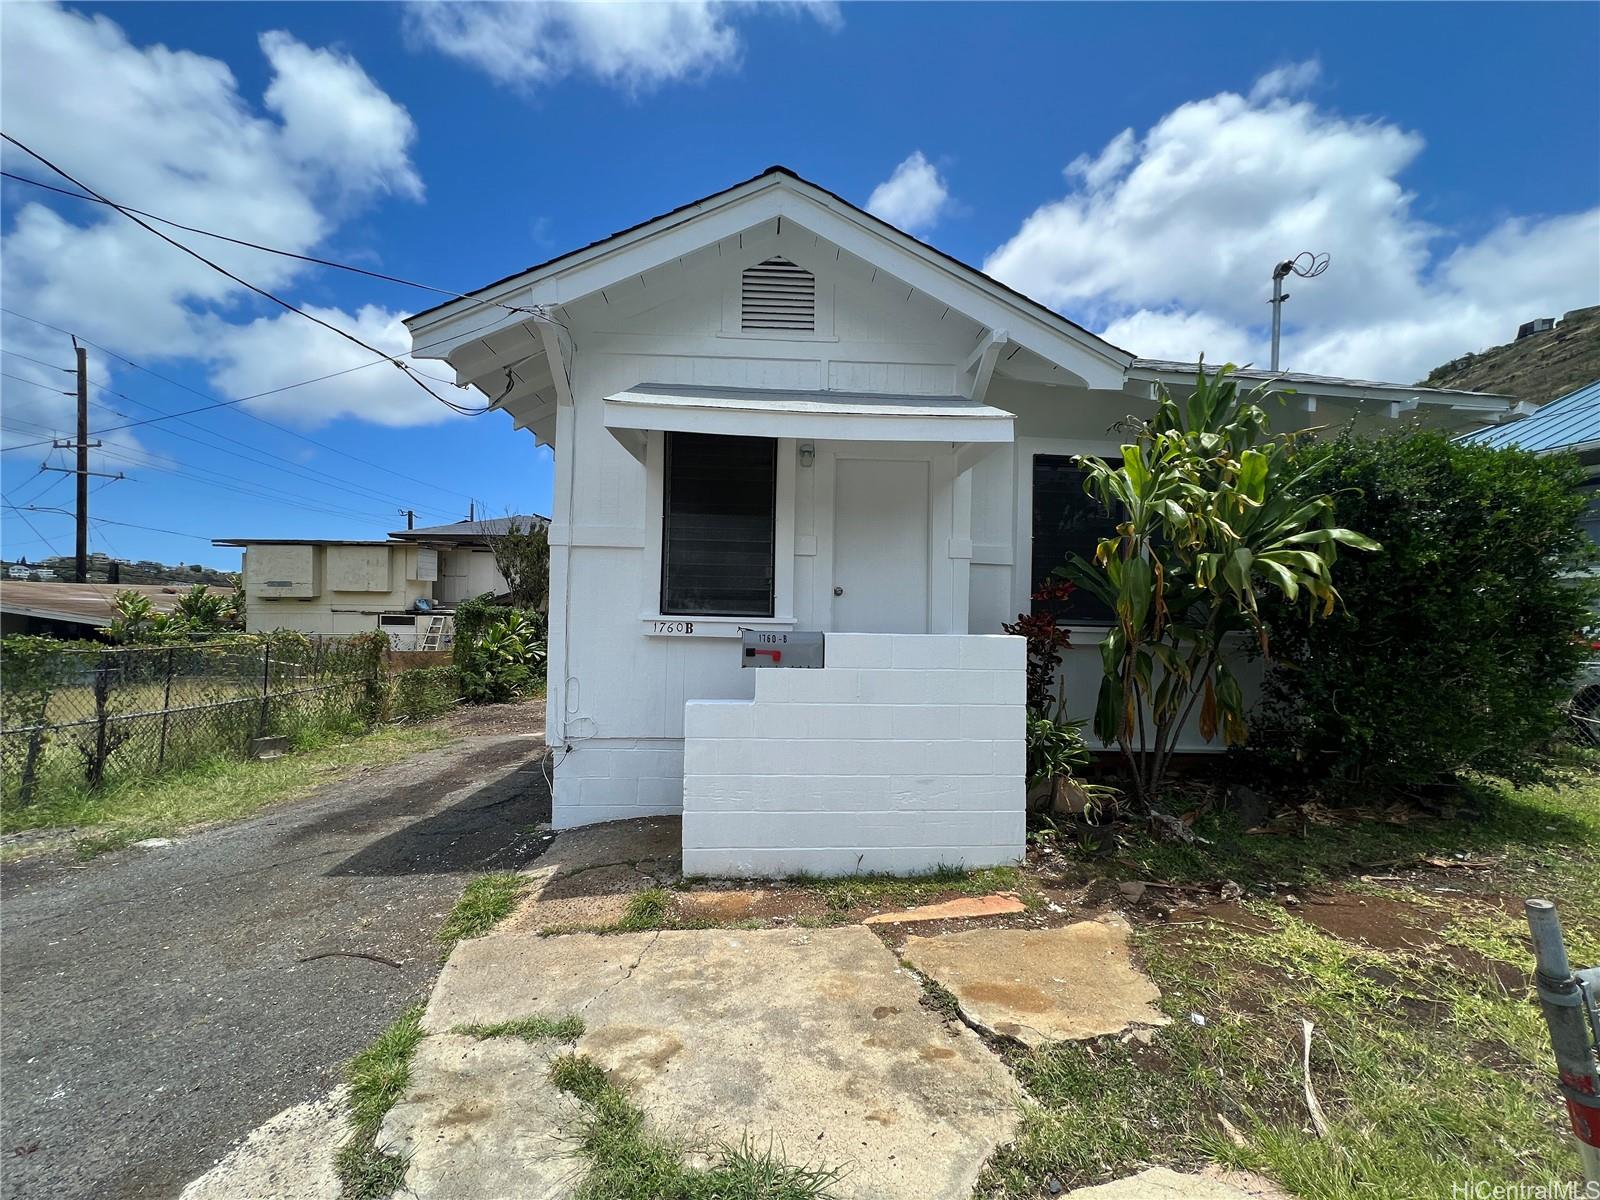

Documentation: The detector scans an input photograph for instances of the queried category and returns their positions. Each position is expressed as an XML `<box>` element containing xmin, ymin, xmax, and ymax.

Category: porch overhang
<box><xmin>602</xmin><ymin>384</ymin><xmax>1016</xmax><ymax>453</ymax></box>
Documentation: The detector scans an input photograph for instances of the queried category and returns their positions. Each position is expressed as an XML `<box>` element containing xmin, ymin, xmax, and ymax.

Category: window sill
<box><xmin>640</xmin><ymin>614</ymin><xmax>797</xmax><ymax>639</ymax></box>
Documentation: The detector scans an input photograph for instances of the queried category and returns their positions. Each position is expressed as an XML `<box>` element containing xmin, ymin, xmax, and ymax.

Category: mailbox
<box><xmin>741</xmin><ymin>629</ymin><xmax>825</xmax><ymax>669</ymax></box>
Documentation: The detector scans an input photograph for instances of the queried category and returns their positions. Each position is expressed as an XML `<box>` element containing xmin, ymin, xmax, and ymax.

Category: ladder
<box><xmin>419</xmin><ymin>613</ymin><xmax>448</xmax><ymax>651</ymax></box>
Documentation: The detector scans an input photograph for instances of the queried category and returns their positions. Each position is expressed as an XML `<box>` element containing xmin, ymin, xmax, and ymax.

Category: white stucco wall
<box><xmin>679</xmin><ymin>634</ymin><xmax>1025</xmax><ymax>876</ymax></box>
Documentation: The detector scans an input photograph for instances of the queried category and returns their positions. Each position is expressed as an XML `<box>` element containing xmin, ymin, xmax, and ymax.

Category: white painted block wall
<box><xmin>681</xmin><ymin>633</ymin><xmax>1026</xmax><ymax>877</ymax></box>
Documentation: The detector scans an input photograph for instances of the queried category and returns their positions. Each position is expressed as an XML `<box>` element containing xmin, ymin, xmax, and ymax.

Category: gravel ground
<box><xmin>0</xmin><ymin>703</ymin><xmax>551</xmax><ymax>1200</ymax></box>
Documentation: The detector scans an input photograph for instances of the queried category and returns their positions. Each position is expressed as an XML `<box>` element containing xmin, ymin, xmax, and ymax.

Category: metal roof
<box><xmin>0</xmin><ymin>581</ymin><xmax>186</xmax><ymax>627</ymax></box>
<box><xmin>1130</xmin><ymin>359</ymin><xmax>1515</xmax><ymax>405</ymax></box>
<box><xmin>389</xmin><ymin>515</ymin><xmax>549</xmax><ymax>541</ymax></box>
<box><xmin>1459</xmin><ymin>378</ymin><xmax>1600</xmax><ymax>453</ymax></box>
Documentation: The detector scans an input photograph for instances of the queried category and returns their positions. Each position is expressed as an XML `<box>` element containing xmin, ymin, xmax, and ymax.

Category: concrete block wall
<box><xmin>682</xmin><ymin>633</ymin><xmax>1026</xmax><ymax>877</ymax></box>
<box><xmin>552</xmin><ymin>739</ymin><xmax>686</xmax><ymax>828</ymax></box>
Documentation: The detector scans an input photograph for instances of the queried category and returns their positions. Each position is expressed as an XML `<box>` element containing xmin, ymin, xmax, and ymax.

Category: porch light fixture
<box><xmin>798</xmin><ymin>442</ymin><xmax>815</xmax><ymax>468</ymax></box>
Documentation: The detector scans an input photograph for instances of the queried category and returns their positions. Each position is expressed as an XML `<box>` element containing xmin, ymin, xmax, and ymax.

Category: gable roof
<box><xmin>405</xmin><ymin>165</ymin><xmax>1133</xmax><ymax>391</ymax></box>
<box><xmin>1459</xmin><ymin>377</ymin><xmax>1600</xmax><ymax>452</ymax></box>
<box><xmin>389</xmin><ymin>515</ymin><xmax>550</xmax><ymax>541</ymax></box>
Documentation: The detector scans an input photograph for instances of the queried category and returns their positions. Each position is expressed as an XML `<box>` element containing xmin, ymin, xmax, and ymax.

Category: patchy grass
<box><xmin>792</xmin><ymin>864</ymin><xmax>1030</xmax><ymax>914</ymax></box>
<box><xmin>548</xmin><ymin>1052</ymin><xmax>844</xmax><ymax>1199</ymax></box>
<box><xmin>2</xmin><ymin>721</ymin><xmax>452</xmax><ymax>860</ymax></box>
<box><xmin>453</xmin><ymin>1014</ymin><xmax>585</xmax><ymax>1043</ymax></box>
<box><xmin>336</xmin><ymin>1004</ymin><xmax>426</xmax><ymax>1200</ymax></box>
<box><xmin>437</xmin><ymin>872</ymin><xmax>529</xmax><ymax>948</ymax></box>
<box><xmin>619</xmin><ymin>887</ymin><xmax>672</xmax><ymax>930</ymax></box>
<box><xmin>977</xmin><ymin>769</ymin><xmax>1600</xmax><ymax>1199</ymax></box>
<box><xmin>1077</xmin><ymin>763</ymin><xmax>1600</xmax><ymax>896</ymax></box>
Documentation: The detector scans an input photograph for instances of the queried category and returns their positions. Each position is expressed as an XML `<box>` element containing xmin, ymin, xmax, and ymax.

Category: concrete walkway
<box><xmin>395</xmin><ymin>925</ymin><xmax>1021</xmax><ymax>1199</ymax></box>
<box><xmin>0</xmin><ymin>709</ymin><xmax>551</xmax><ymax>1200</ymax></box>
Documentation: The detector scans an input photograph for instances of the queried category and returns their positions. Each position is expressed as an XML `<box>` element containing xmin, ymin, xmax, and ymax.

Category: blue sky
<box><xmin>3</xmin><ymin>1</ymin><xmax>1597</xmax><ymax>570</ymax></box>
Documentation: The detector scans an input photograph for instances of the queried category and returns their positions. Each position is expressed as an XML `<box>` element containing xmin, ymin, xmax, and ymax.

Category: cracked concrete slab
<box><xmin>179</xmin><ymin>1088</ymin><xmax>347</xmax><ymax>1200</ymax></box>
<box><xmin>902</xmin><ymin>917</ymin><xmax>1169</xmax><ymax>1046</ymax></box>
<box><xmin>379</xmin><ymin>1034</ymin><xmax>582</xmax><ymax>1200</ymax></box>
<box><xmin>500</xmin><ymin>817</ymin><xmax>680</xmax><ymax>932</ymax></box>
<box><xmin>426</xmin><ymin>926</ymin><xmax>1019</xmax><ymax>1199</ymax></box>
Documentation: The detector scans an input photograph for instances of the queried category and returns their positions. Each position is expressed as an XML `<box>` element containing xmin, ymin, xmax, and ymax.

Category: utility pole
<box><xmin>399</xmin><ymin>508</ymin><xmax>416</xmax><ymax>530</ymax></box>
<box><xmin>42</xmin><ymin>338</ymin><xmax>122</xmax><ymax>579</ymax></box>
<box><xmin>74</xmin><ymin>341</ymin><xmax>88</xmax><ymax>582</ymax></box>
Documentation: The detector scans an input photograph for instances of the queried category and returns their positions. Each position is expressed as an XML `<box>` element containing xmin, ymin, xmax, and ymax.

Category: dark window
<box><xmin>1031</xmin><ymin>454</ymin><xmax>1122</xmax><ymax>623</ymax></box>
<box><xmin>661</xmin><ymin>432</ymin><xmax>777</xmax><ymax>616</ymax></box>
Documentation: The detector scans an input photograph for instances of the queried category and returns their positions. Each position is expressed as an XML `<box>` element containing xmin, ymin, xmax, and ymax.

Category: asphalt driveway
<box><xmin>0</xmin><ymin>705</ymin><xmax>552</xmax><ymax>1200</ymax></box>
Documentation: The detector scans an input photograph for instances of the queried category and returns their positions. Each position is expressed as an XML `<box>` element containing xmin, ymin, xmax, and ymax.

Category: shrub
<box><xmin>389</xmin><ymin>666</ymin><xmax>459</xmax><ymax>721</ymax></box>
<box><xmin>457</xmin><ymin>611</ymin><xmax>547</xmax><ymax>704</ymax></box>
<box><xmin>1254</xmin><ymin>430</ymin><xmax>1597</xmax><ymax>792</ymax></box>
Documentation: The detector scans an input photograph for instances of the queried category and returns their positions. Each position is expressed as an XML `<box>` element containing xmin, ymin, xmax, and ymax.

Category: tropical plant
<box><xmin>106</xmin><ymin>584</ymin><xmax>243</xmax><ymax>644</ymax></box>
<box><xmin>1062</xmin><ymin>362</ymin><xmax>1379</xmax><ymax>814</ymax></box>
<box><xmin>457</xmin><ymin>611</ymin><xmax>548</xmax><ymax>704</ymax></box>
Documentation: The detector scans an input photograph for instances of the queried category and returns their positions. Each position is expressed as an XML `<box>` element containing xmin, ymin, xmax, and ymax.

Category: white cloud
<box><xmin>866</xmin><ymin>151</ymin><xmax>951</xmax><ymax>234</ymax></box>
<box><xmin>1250</xmin><ymin>59</ymin><xmax>1321</xmax><ymax>103</ymax></box>
<box><xmin>0</xmin><ymin>3</ymin><xmax>435</xmax><ymax>442</ymax></box>
<box><xmin>403</xmin><ymin>1</ymin><xmax>840</xmax><ymax>93</ymax></box>
<box><xmin>260</xmin><ymin>32</ymin><xmax>423</xmax><ymax>203</ymax></box>
<box><xmin>985</xmin><ymin>62</ymin><xmax>1600</xmax><ymax>382</ymax></box>
<box><xmin>203</xmin><ymin>305</ymin><xmax>452</xmax><ymax>428</ymax></box>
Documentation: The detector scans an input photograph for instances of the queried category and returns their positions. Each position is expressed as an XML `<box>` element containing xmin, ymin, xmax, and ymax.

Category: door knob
<box><xmin>833</xmin><ymin>586</ymin><xmax>844</xmax><ymax>596</ymax></box>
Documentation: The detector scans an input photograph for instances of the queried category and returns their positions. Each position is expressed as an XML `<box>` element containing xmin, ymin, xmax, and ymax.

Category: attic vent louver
<box><xmin>741</xmin><ymin>257</ymin><xmax>815</xmax><ymax>332</ymax></box>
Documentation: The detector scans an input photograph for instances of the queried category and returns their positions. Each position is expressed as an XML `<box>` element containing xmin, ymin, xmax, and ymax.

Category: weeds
<box><xmin>337</xmin><ymin>1004</ymin><xmax>426</xmax><ymax>1200</ymax></box>
<box><xmin>977</xmin><ymin>769</ymin><xmax>1600</xmax><ymax>1197</ymax></box>
<box><xmin>453</xmin><ymin>1014</ymin><xmax>584</xmax><ymax>1043</ymax></box>
<box><xmin>548</xmin><ymin>1052</ymin><xmax>843</xmax><ymax>1199</ymax></box>
<box><xmin>437</xmin><ymin>873</ymin><xmax>529</xmax><ymax>948</ymax></box>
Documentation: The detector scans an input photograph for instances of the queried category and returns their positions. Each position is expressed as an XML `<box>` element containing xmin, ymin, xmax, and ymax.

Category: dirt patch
<box><xmin>1294</xmin><ymin>893</ymin><xmax>1451</xmax><ymax>951</ymax></box>
<box><xmin>675</xmin><ymin>886</ymin><xmax>833</xmax><ymax>923</ymax></box>
<box><xmin>442</xmin><ymin>699</ymin><xmax>545</xmax><ymax>737</ymax></box>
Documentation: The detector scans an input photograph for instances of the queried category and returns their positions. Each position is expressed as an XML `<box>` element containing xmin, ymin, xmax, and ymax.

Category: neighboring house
<box><xmin>388</xmin><ymin>515</ymin><xmax>548</xmax><ymax>605</ymax></box>
<box><xmin>215</xmin><ymin>517</ymin><xmax>546</xmax><ymax>648</ymax></box>
<box><xmin>404</xmin><ymin>166</ymin><xmax>1522</xmax><ymax>876</ymax></box>
<box><xmin>0</xmin><ymin>581</ymin><xmax>183</xmax><ymax>639</ymax></box>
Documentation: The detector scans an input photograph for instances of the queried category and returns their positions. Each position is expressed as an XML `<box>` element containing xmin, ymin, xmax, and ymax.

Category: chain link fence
<box><xmin>1</xmin><ymin>633</ymin><xmax>385</xmax><ymax>807</ymax></box>
<box><xmin>1569</xmin><ymin>683</ymin><xmax>1600</xmax><ymax>750</ymax></box>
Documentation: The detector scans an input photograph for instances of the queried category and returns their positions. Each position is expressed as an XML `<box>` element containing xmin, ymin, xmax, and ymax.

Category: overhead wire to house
<box><xmin>1</xmin><ymin>133</ymin><xmax>495</xmax><ymax>418</ymax></box>
<box><xmin>0</xmin><ymin>168</ymin><xmax>563</xmax><ymax>327</ymax></box>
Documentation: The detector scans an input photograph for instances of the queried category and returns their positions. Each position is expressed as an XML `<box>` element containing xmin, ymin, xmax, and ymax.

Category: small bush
<box><xmin>1254</xmin><ymin>430</ymin><xmax>1597</xmax><ymax>793</ymax></box>
<box><xmin>389</xmin><ymin>666</ymin><xmax>459</xmax><ymax>721</ymax></box>
<box><xmin>456</xmin><ymin>611</ymin><xmax>546</xmax><ymax>704</ymax></box>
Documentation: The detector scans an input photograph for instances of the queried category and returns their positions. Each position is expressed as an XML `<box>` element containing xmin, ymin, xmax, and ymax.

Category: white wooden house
<box><xmin>405</xmin><ymin>167</ymin><xmax>1521</xmax><ymax>876</ymax></box>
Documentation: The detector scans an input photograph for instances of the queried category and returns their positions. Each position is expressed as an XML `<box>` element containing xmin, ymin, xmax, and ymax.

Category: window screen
<box><xmin>661</xmin><ymin>432</ymin><xmax>777</xmax><ymax>616</ymax></box>
<box><xmin>1031</xmin><ymin>454</ymin><xmax>1122</xmax><ymax>623</ymax></box>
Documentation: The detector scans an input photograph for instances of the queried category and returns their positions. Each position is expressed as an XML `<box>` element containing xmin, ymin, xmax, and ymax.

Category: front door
<box><xmin>832</xmin><ymin>457</ymin><xmax>929</xmax><ymax>633</ymax></box>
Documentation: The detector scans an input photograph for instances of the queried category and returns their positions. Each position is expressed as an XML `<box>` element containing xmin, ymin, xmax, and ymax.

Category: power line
<box><xmin>86</xmin><ymin>441</ymin><xmax>404</xmax><ymax>524</ymax></box>
<box><xmin>5</xmin><ymin>504</ymin><xmax>214</xmax><ymax>544</ymax></box>
<box><xmin>0</xmin><ymin>168</ymin><xmax>557</xmax><ymax>324</ymax></box>
<box><xmin>75</xmin><ymin>380</ymin><xmax>460</xmax><ymax>521</ymax></box>
<box><xmin>0</xmin><ymin>133</ymin><xmax>493</xmax><ymax>418</ymax></box>
<box><xmin>3</xmin><ymin>309</ymin><xmax>499</xmax><ymax>504</ymax></box>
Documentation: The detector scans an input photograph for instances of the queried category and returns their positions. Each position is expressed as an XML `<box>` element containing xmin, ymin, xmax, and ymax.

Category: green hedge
<box><xmin>1253</xmin><ymin>429</ymin><xmax>1597</xmax><ymax>792</ymax></box>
